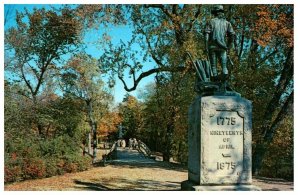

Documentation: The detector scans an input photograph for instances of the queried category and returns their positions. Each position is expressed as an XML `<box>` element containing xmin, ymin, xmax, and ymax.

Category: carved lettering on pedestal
<box><xmin>207</xmin><ymin>111</ymin><xmax>244</xmax><ymax>181</ymax></box>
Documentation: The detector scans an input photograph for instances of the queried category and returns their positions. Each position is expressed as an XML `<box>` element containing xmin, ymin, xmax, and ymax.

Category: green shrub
<box><xmin>75</xmin><ymin>156</ymin><xmax>91</xmax><ymax>171</ymax></box>
<box><xmin>45</xmin><ymin>158</ymin><xmax>59</xmax><ymax>177</ymax></box>
<box><xmin>5</xmin><ymin>133</ymin><xmax>92</xmax><ymax>183</ymax></box>
<box><xmin>4</xmin><ymin>93</ymin><xmax>92</xmax><ymax>183</ymax></box>
<box><xmin>39</xmin><ymin>135</ymin><xmax>79</xmax><ymax>158</ymax></box>
<box><xmin>62</xmin><ymin>154</ymin><xmax>91</xmax><ymax>173</ymax></box>
<box><xmin>64</xmin><ymin>162</ymin><xmax>78</xmax><ymax>173</ymax></box>
<box><xmin>56</xmin><ymin>159</ymin><xmax>66</xmax><ymax>175</ymax></box>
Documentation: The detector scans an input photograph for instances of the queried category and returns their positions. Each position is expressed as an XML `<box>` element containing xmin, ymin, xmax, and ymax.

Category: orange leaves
<box><xmin>97</xmin><ymin>112</ymin><xmax>122</xmax><ymax>136</ymax></box>
<box><xmin>254</xmin><ymin>7</ymin><xmax>276</xmax><ymax>47</ymax></box>
<box><xmin>23</xmin><ymin>158</ymin><xmax>46</xmax><ymax>179</ymax></box>
<box><xmin>162</xmin><ymin>20</ymin><xmax>169</xmax><ymax>28</ymax></box>
<box><xmin>11</xmin><ymin>152</ymin><xmax>17</xmax><ymax>160</ymax></box>
<box><xmin>4</xmin><ymin>165</ymin><xmax>22</xmax><ymax>183</ymax></box>
<box><xmin>253</xmin><ymin>5</ymin><xmax>293</xmax><ymax>48</ymax></box>
<box><xmin>277</xmin><ymin>13</ymin><xmax>293</xmax><ymax>47</ymax></box>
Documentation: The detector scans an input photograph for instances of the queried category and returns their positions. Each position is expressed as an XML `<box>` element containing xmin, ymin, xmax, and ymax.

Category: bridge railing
<box><xmin>102</xmin><ymin>140</ymin><xmax>118</xmax><ymax>163</ymax></box>
<box><xmin>137</xmin><ymin>140</ymin><xmax>153</xmax><ymax>159</ymax></box>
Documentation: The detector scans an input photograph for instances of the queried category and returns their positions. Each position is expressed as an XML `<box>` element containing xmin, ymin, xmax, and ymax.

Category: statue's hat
<box><xmin>211</xmin><ymin>5</ymin><xmax>224</xmax><ymax>14</ymax></box>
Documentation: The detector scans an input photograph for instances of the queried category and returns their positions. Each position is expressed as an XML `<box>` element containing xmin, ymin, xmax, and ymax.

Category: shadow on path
<box><xmin>74</xmin><ymin>180</ymin><xmax>113</xmax><ymax>191</ymax></box>
<box><xmin>94</xmin><ymin>147</ymin><xmax>188</xmax><ymax>172</ymax></box>
<box><xmin>74</xmin><ymin>148</ymin><xmax>187</xmax><ymax>190</ymax></box>
<box><xmin>73</xmin><ymin>178</ymin><xmax>180</xmax><ymax>191</ymax></box>
<box><xmin>109</xmin><ymin>160</ymin><xmax>187</xmax><ymax>173</ymax></box>
<box><xmin>253</xmin><ymin>176</ymin><xmax>294</xmax><ymax>191</ymax></box>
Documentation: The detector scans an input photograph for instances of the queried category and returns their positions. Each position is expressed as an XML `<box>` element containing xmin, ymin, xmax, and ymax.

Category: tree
<box><xmin>70</xmin><ymin>3</ymin><xmax>293</xmax><ymax>177</ymax></box>
<box><xmin>5</xmin><ymin>4</ymin><xmax>292</xmax><ymax>178</ymax></box>
<box><xmin>227</xmin><ymin>5</ymin><xmax>294</xmax><ymax>175</ymax></box>
<box><xmin>118</xmin><ymin>94</ymin><xmax>144</xmax><ymax>140</ymax></box>
<box><xmin>140</xmin><ymin>71</ymin><xmax>194</xmax><ymax>162</ymax></box>
<box><xmin>61</xmin><ymin>53</ymin><xmax>112</xmax><ymax>162</ymax></box>
<box><xmin>97</xmin><ymin>110</ymin><xmax>122</xmax><ymax>141</ymax></box>
<box><xmin>4</xmin><ymin>80</ymin><xmax>35</xmax><ymax>137</ymax></box>
<box><xmin>94</xmin><ymin>5</ymin><xmax>294</xmax><ymax>167</ymax></box>
<box><xmin>98</xmin><ymin>5</ymin><xmax>203</xmax><ymax>92</ymax></box>
<box><xmin>5</xmin><ymin>7</ymin><xmax>82</xmax><ymax>136</ymax></box>
<box><xmin>95</xmin><ymin>5</ymin><xmax>206</xmax><ymax>161</ymax></box>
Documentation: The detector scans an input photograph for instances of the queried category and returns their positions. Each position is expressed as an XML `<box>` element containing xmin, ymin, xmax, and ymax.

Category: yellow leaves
<box><xmin>126</xmin><ymin>95</ymin><xmax>139</xmax><ymax>109</ymax></box>
<box><xmin>162</xmin><ymin>20</ymin><xmax>169</xmax><ymax>28</ymax></box>
<box><xmin>173</xmin><ymin>15</ymin><xmax>182</xmax><ymax>23</ymax></box>
<box><xmin>97</xmin><ymin>112</ymin><xmax>122</xmax><ymax>136</ymax></box>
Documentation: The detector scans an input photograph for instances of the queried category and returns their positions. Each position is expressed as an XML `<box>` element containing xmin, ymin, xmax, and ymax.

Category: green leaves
<box><xmin>118</xmin><ymin>95</ymin><xmax>144</xmax><ymax>139</ymax></box>
<box><xmin>5</xmin><ymin>6</ymin><xmax>82</xmax><ymax>102</ymax></box>
<box><xmin>62</xmin><ymin>52</ymin><xmax>106</xmax><ymax>101</ymax></box>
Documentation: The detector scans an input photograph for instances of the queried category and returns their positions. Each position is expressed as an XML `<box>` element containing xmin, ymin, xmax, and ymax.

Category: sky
<box><xmin>4</xmin><ymin>2</ymin><xmax>298</xmax><ymax>105</ymax></box>
<box><xmin>3</xmin><ymin>2</ymin><xmax>299</xmax><ymax>103</ymax></box>
<box><xmin>81</xmin><ymin>22</ymin><xmax>156</xmax><ymax>104</ymax></box>
<box><xmin>3</xmin><ymin>3</ymin><xmax>156</xmax><ymax>104</ymax></box>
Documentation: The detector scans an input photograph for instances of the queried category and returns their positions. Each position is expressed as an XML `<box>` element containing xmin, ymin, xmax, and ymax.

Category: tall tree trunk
<box><xmin>249</xmin><ymin>39</ymin><xmax>259</xmax><ymax>70</ymax></box>
<box><xmin>86</xmin><ymin>99</ymin><xmax>97</xmax><ymax>163</ymax></box>
<box><xmin>162</xmin><ymin>73</ymin><xmax>181</xmax><ymax>162</ymax></box>
<box><xmin>92</xmin><ymin>122</ymin><xmax>97</xmax><ymax>163</ymax></box>
<box><xmin>264</xmin><ymin>91</ymin><xmax>293</xmax><ymax>142</ymax></box>
<box><xmin>87</xmin><ymin>132</ymin><xmax>92</xmax><ymax>155</ymax></box>
<box><xmin>163</xmin><ymin>109</ymin><xmax>176</xmax><ymax>162</ymax></box>
<box><xmin>32</xmin><ymin>95</ymin><xmax>44</xmax><ymax>137</ymax></box>
<box><xmin>238</xmin><ymin>19</ymin><xmax>246</xmax><ymax>61</ymax></box>
<box><xmin>252</xmin><ymin>47</ymin><xmax>293</xmax><ymax>175</ymax></box>
<box><xmin>253</xmin><ymin>91</ymin><xmax>293</xmax><ymax>175</ymax></box>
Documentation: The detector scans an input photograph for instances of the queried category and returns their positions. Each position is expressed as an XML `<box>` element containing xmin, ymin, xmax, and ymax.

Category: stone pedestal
<box><xmin>181</xmin><ymin>180</ymin><xmax>261</xmax><ymax>191</ymax></box>
<box><xmin>181</xmin><ymin>95</ymin><xmax>260</xmax><ymax>191</ymax></box>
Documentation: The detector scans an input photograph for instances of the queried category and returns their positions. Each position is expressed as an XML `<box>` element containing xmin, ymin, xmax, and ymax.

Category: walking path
<box><xmin>113</xmin><ymin>147</ymin><xmax>156</xmax><ymax>163</ymax></box>
<box><xmin>4</xmin><ymin>147</ymin><xmax>294</xmax><ymax>191</ymax></box>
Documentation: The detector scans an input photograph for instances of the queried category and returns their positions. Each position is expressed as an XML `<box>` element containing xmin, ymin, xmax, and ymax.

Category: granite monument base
<box><xmin>181</xmin><ymin>180</ymin><xmax>261</xmax><ymax>191</ymax></box>
<box><xmin>182</xmin><ymin>95</ymin><xmax>260</xmax><ymax>191</ymax></box>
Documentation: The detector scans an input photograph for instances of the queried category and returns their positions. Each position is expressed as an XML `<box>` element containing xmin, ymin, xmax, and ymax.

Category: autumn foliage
<box><xmin>253</xmin><ymin>5</ymin><xmax>293</xmax><ymax>48</ymax></box>
<box><xmin>4</xmin><ymin>4</ymin><xmax>293</xmax><ymax>184</ymax></box>
<box><xmin>98</xmin><ymin>112</ymin><xmax>122</xmax><ymax>137</ymax></box>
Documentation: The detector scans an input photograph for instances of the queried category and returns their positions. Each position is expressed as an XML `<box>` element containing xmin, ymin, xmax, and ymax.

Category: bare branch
<box><xmin>187</xmin><ymin>5</ymin><xmax>202</xmax><ymax>32</ymax></box>
<box><xmin>141</xmin><ymin>27</ymin><xmax>165</xmax><ymax>67</ymax></box>
<box><xmin>172</xmin><ymin>4</ymin><xmax>178</xmax><ymax>15</ymax></box>
<box><xmin>20</xmin><ymin>62</ymin><xmax>35</xmax><ymax>98</ymax></box>
<box><xmin>256</xmin><ymin>47</ymin><xmax>278</xmax><ymax>67</ymax></box>
<box><xmin>27</xmin><ymin>62</ymin><xmax>40</xmax><ymax>79</ymax></box>
<box><xmin>261</xmin><ymin>46</ymin><xmax>293</xmax><ymax>134</ymax></box>
<box><xmin>4</xmin><ymin>5</ymin><xmax>15</xmax><ymax>26</ymax></box>
<box><xmin>119</xmin><ymin>66</ymin><xmax>186</xmax><ymax>92</ymax></box>
<box><xmin>144</xmin><ymin>4</ymin><xmax>174</xmax><ymax>20</ymax></box>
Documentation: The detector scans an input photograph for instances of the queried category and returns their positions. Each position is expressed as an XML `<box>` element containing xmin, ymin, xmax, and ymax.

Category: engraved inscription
<box><xmin>207</xmin><ymin>111</ymin><xmax>244</xmax><ymax>180</ymax></box>
<box><xmin>217</xmin><ymin>162</ymin><xmax>236</xmax><ymax>170</ymax></box>
<box><xmin>217</xmin><ymin>116</ymin><xmax>236</xmax><ymax>125</ymax></box>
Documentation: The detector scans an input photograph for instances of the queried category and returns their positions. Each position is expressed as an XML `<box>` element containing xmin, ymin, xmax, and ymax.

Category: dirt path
<box><xmin>4</xmin><ymin>148</ymin><xmax>293</xmax><ymax>191</ymax></box>
<box><xmin>4</xmin><ymin>161</ymin><xmax>187</xmax><ymax>191</ymax></box>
